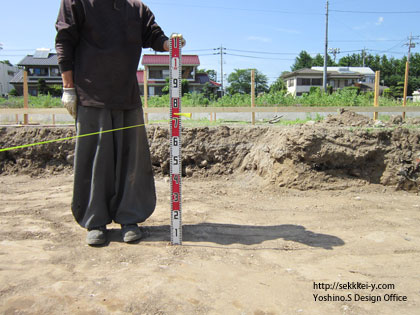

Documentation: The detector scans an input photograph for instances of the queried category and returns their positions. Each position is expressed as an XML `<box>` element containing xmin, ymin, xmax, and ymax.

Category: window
<box><xmin>297</xmin><ymin>78</ymin><xmax>311</xmax><ymax>86</ymax></box>
<box><xmin>149</xmin><ymin>69</ymin><xmax>163</xmax><ymax>79</ymax></box>
<box><xmin>288</xmin><ymin>79</ymin><xmax>294</xmax><ymax>87</ymax></box>
<box><xmin>148</xmin><ymin>66</ymin><xmax>169</xmax><ymax>80</ymax></box>
<box><xmin>28</xmin><ymin>68</ymin><xmax>48</xmax><ymax>76</ymax></box>
<box><xmin>311</xmin><ymin>78</ymin><xmax>322</xmax><ymax>86</ymax></box>
<box><xmin>50</xmin><ymin>67</ymin><xmax>60</xmax><ymax>77</ymax></box>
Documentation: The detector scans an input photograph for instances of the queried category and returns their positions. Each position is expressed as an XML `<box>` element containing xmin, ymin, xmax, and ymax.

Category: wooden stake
<box><xmin>23</xmin><ymin>69</ymin><xmax>29</xmax><ymax>125</ymax></box>
<box><xmin>374</xmin><ymin>70</ymin><xmax>380</xmax><ymax>120</ymax></box>
<box><xmin>402</xmin><ymin>61</ymin><xmax>409</xmax><ymax>120</ymax></box>
<box><xmin>251</xmin><ymin>69</ymin><xmax>256</xmax><ymax>125</ymax></box>
<box><xmin>143</xmin><ymin>66</ymin><xmax>149</xmax><ymax>124</ymax></box>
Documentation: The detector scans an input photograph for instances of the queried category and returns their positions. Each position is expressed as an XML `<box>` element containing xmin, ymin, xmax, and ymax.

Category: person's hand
<box><xmin>62</xmin><ymin>88</ymin><xmax>77</xmax><ymax>119</ymax></box>
<box><xmin>163</xmin><ymin>36</ymin><xmax>186</xmax><ymax>51</ymax></box>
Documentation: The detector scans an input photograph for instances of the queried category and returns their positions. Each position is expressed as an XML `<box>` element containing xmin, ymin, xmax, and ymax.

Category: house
<box><xmin>10</xmin><ymin>48</ymin><xmax>62</xmax><ymax>96</ymax></box>
<box><xmin>0</xmin><ymin>61</ymin><xmax>19</xmax><ymax>96</ymax></box>
<box><xmin>282</xmin><ymin>66</ymin><xmax>376</xmax><ymax>96</ymax></box>
<box><xmin>414</xmin><ymin>90</ymin><xmax>420</xmax><ymax>102</ymax></box>
<box><xmin>138</xmin><ymin>54</ymin><xmax>220</xmax><ymax>96</ymax></box>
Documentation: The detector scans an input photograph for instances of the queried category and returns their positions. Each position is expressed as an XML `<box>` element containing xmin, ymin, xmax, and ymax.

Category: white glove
<box><xmin>62</xmin><ymin>88</ymin><xmax>77</xmax><ymax>119</ymax></box>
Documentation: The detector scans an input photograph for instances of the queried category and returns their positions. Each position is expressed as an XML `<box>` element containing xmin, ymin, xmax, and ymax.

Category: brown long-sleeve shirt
<box><xmin>55</xmin><ymin>0</ymin><xmax>168</xmax><ymax>109</ymax></box>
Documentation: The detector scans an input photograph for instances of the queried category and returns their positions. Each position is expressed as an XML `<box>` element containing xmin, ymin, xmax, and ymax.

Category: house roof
<box><xmin>312</xmin><ymin>66</ymin><xmax>375</xmax><ymax>75</ymax></box>
<box><xmin>355</xmin><ymin>82</ymin><xmax>388</xmax><ymax>91</ymax></box>
<box><xmin>18</xmin><ymin>53</ymin><xmax>59</xmax><ymax>67</ymax></box>
<box><xmin>282</xmin><ymin>68</ymin><xmax>322</xmax><ymax>78</ymax></box>
<box><xmin>141</xmin><ymin>54</ymin><xmax>200</xmax><ymax>66</ymax></box>
<box><xmin>9</xmin><ymin>70</ymin><xmax>23</xmax><ymax>84</ymax></box>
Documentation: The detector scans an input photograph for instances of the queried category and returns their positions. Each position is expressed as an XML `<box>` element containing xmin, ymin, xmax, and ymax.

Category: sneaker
<box><xmin>121</xmin><ymin>224</ymin><xmax>142</xmax><ymax>243</ymax></box>
<box><xmin>86</xmin><ymin>226</ymin><xmax>107</xmax><ymax>245</ymax></box>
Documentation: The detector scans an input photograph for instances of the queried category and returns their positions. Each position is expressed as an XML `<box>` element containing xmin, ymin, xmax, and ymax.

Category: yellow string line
<box><xmin>0</xmin><ymin>123</ymin><xmax>146</xmax><ymax>153</ymax></box>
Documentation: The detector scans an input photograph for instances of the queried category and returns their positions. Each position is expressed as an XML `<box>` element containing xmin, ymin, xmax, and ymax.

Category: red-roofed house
<box><xmin>138</xmin><ymin>54</ymin><xmax>220</xmax><ymax>96</ymax></box>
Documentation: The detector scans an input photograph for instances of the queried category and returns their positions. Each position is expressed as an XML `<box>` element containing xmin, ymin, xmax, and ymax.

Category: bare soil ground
<box><xmin>1</xmin><ymin>111</ymin><xmax>420</xmax><ymax>314</ymax></box>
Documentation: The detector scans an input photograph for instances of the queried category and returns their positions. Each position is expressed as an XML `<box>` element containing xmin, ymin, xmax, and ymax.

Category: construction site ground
<box><xmin>1</xmin><ymin>110</ymin><xmax>420</xmax><ymax>314</ymax></box>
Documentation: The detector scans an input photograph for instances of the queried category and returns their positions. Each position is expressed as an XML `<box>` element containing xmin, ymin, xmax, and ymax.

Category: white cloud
<box><xmin>376</xmin><ymin>16</ymin><xmax>384</xmax><ymax>26</ymax></box>
<box><xmin>247</xmin><ymin>36</ymin><xmax>272</xmax><ymax>43</ymax></box>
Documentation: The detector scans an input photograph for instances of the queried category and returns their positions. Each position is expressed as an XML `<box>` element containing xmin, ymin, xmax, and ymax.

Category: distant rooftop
<box><xmin>18</xmin><ymin>48</ymin><xmax>58</xmax><ymax>67</ymax></box>
<box><xmin>311</xmin><ymin>66</ymin><xmax>375</xmax><ymax>75</ymax></box>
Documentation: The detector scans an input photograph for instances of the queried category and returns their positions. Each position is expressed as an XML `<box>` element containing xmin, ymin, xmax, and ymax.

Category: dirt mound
<box><xmin>242</xmin><ymin>125</ymin><xmax>420</xmax><ymax>190</ymax></box>
<box><xmin>1</xmin><ymin>115</ymin><xmax>420</xmax><ymax>191</ymax></box>
<box><xmin>322</xmin><ymin>109</ymin><xmax>373</xmax><ymax>127</ymax></box>
<box><xmin>0</xmin><ymin>127</ymin><xmax>76</xmax><ymax>176</ymax></box>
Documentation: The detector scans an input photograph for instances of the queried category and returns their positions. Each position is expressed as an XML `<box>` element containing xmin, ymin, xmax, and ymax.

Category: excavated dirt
<box><xmin>1</xmin><ymin>110</ymin><xmax>420</xmax><ymax>191</ymax></box>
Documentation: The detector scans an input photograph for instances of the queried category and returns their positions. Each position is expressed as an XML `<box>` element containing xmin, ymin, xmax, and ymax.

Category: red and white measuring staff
<box><xmin>170</xmin><ymin>34</ymin><xmax>183</xmax><ymax>245</ymax></box>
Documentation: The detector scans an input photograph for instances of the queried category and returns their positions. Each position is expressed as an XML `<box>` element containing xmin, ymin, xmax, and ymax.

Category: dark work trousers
<box><xmin>71</xmin><ymin>105</ymin><xmax>156</xmax><ymax>229</ymax></box>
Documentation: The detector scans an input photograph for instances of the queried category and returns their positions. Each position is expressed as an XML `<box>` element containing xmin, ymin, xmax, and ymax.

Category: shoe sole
<box><xmin>123</xmin><ymin>232</ymin><xmax>142</xmax><ymax>243</ymax></box>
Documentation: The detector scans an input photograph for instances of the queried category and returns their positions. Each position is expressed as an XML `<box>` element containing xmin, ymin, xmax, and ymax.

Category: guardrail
<box><xmin>1</xmin><ymin>106</ymin><xmax>420</xmax><ymax>125</ymax></box>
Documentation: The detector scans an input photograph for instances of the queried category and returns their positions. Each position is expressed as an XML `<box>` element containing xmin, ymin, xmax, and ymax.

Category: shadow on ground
<box><xmin>127</xmin><ymin>223</ymin><xmax>345</xmax><ymax>250</ymax></box>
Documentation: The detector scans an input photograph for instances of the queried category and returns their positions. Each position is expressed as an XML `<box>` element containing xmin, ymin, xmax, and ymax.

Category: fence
<box><xmin>1</xmin><ymin>106</ymin><xmax>420</xmax><ymax>125</ymax></box>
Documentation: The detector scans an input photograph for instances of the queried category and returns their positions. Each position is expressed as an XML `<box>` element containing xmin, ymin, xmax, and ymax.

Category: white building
<box><xmin>0</xmin><ymin>61</ymin><xmax>19</xmax><ymax>96</ymax></box>
<box><xmin>282</xmin><ymin>66</ymin><xmax>376</xmax><ymax>96</ymax></box>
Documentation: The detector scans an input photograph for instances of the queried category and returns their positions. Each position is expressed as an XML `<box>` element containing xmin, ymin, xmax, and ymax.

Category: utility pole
<box><xmin>402</xmin><ymin>33</ymin><xmax>420</xmax><ymax>119</ymax></box>
<box><xmin>362</xmin><ymin>48</ymin><xmax>367</xmax><ymax>67</ymax></box>
<box><xmin>323</xmin><ymin>0</ymin><xmax>329</xmax><ymax>93</ymax></box>
<box><xmin>328</xmin><ymin>48</ymin><xmax>340</xmax><ymax>62</ymax></box>
<box><xmin>214</xmin><ymin>46</ymin><xmax>226</xmax><ymax>96</ymax></box>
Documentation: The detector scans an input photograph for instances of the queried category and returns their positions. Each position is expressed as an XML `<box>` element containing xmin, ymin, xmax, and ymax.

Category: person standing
<box><xmin>55</xmin><ymin>0</ymin><xmax>176</xmax><ymax>245</ymax></box>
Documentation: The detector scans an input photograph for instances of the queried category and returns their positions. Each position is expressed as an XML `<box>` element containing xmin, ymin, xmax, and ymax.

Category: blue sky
<box><xmin>0</xmin><ymin>0</ymin><xmax>419</xmax><ymax>84</ymax></box>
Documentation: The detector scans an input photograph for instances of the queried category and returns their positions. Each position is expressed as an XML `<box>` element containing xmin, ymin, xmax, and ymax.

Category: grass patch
<box><xmin>0</xmin><ymin>95</ymin><xmax>62</xmax><ymax>108</ymax></box>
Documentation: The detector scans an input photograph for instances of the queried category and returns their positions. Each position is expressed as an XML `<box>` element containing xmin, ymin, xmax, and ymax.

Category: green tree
<box><xmin>291</xmin><ymin>51</ymin><xmax>313</xmax><ymax>71</ymax></box>
<box><xmin>227</xmin><ymin>69</ymin><xmax>269</xmax><ymax>95</ymax></box>
<box><xmin>0</xmin><ymin>60</ymin><xmax>13</xmax><ymax>66</ymax></box>
<box><xmin>312</xmin><ymin>53</ymin><xmax>336</xmax><ymax>67</ymax></box>
<box><xmin>197</xmin><ymin>68</ymin><xmax>217</xmax><ymax>81</ymax></box>
<box><xmin>269</xmin><ymin>76</ymin><xmax>286</xmax><ymax>93</ymax></box>
<box><xmin>201</xmin><ymin>82</ymin><xmax>215</xmax><ymax>100</ymax></box>
<box><xmin>338</xmin><ymin>53</ymin><xmax>363</xmax><ymax>67</ymax></box>
<box><xmin>37</xmin><ymin>79</ymin><xmax>49</xmax><ymax>95</ymax></box>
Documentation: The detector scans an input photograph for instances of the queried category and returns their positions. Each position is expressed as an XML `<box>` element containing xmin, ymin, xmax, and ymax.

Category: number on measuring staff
<box><xmin>173</xmin><ymin>155</ymin><xmax>179</xmax><ymax>165</ymax></box>
<box><xmin>173</xmin><ymin>136</ymin><xmax>179</xmax><ymax>147</ymax></box>
<box><xmin>172</xmin><ymin>57</ymin><xmax>179</xmax><ymax>70</ymax></box>
<box><xmin>173</xmin><ymin>211</ymin><xmax>179</xmax><ymax>219</ymax></box>
<box><xmin>173</xmin><ymin>193</ymin><xmax>179</xmax><ymax>202</ymax></box>
<box><xmin>173</xmin><ymin>78</ymin><xmax>178</xmax><ymax>88</ymax></box>
<box><xmin>173</xmin><ymin>98</ymin><xmax>179</xmax><ymax>108</ymax></box>
<box><xmin>173</xmin><ymin>174</ymin><xmax>179</xmax><ymax>184</ymax></box>
<box><xmin>173</xmin><ymin>117</ymin><xmax>179</xmax><ymax>128</ymax></box>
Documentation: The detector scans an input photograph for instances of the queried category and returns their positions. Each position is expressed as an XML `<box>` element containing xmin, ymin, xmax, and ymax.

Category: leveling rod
<box><xmin>170</xmin><ymin>34</ymin><xmax>183</xmax><ymax>245</ymax></box>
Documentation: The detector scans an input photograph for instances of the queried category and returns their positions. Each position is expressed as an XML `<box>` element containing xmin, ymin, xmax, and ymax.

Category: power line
<box><xmin>225</xmin><ymin>53</ymin><xmax>295</xmax><ymax>61</ymax></box>
<box><xmin>330</xmin><ymin>9</ymin><xmax>420</xmax><ymax>14</ymax></box>
<box><xmin>148</xmin><ymin>1</ymin><xmax>322</xmax><ymax>15</ymax></box>
<box><xmin>227</xmin><ymin>49</ymin><xmax>303</xmax><ymax>55</ymax></box>
<box><xmin>183</xmin><ymin>49</ymin><xmax>215</xmax><ymax>52</ymax></box>
<box><xmin>330</xmin><ymin>39</ymin><xmax>405</xmax><ymax>42</ymax></box>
